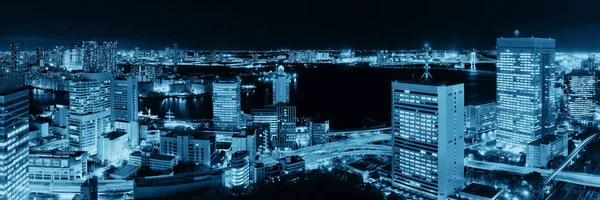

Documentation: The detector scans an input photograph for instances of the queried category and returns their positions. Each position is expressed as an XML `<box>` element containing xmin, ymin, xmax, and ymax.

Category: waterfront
<box><xmin>31</xmin><ymin>65</ymin><xmax>496</xmax><ymax>129</ymax></box>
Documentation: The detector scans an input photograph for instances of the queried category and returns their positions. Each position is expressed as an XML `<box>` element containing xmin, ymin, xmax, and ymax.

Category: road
<box><xmin>30</xmin><ymin>179</ymin><xmax>134</xmax><ymax>195</ymax></box>
<box><xmin>465</xmin><ymin>160</ymin><xmax>600</xmax><ymax>188</ymax></box>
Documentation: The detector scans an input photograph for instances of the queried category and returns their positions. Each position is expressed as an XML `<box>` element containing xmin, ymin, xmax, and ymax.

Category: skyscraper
<box><xmin>496</xmin><ymin>37</ymin><xmax>556</xmax><ymax>149</ymax></box>
<box><xmin>0</xmin><ymin>74</ymin><xmax>29</xmax><ymax>200</ymax></box>
<box><xmin>277</xmin><ymin>104</ymin><xmax>297</xmax><ymax>150</ymax></box>
<box><xmin>212</xmin><ymin>78</ymin><xmax>242</xmax><ymax>130</ymax></box>
<box><xmin>9</xmin><ymin>43</ymin><xmax>20</xmax><ymax>73</ymax></box>
<box><xmin>391</xmin><ymin>81</ymin><xmax>464</xmax><ymax>200</ymax></box>
<box><xmin>565</xmin><ymin>69</ymin><xmax>595</xmax><ymax>124</ymax></box>
<box><xmin>251</xmin><ymin>106</ymin><xmax>277</xmax><ymax>149</ymax></box>
<box><xmin>68</xmin><ymin>72</ymin><xmax>112</xmax><ymax>155</ymax></box>
<box><xmin>272</xmin><ymin>65</ymin><xmax>291</xmax><ymax>105</ymax></box>
<box><xmin>112</xmin><ymin>76</ymin><xmax>140</xmax><ymax>147</ymax></box>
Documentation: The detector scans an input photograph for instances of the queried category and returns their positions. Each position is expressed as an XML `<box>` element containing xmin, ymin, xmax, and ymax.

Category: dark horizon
<box><xmin>2</xmin><ymin>0</ymin><xmax>600</xmax><ymax>51</ymax></box>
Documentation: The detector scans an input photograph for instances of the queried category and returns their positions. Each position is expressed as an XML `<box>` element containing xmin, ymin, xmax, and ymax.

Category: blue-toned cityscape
<box><xmin>3</xmin><ymin>2</ymin><xmax>600</xmax><ymax>199</ymax></box>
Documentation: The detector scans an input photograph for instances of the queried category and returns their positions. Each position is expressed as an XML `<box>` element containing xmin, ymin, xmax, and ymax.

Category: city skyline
<box><xmin>3</xmin><ymin>1</ymin><xmax>600</xmax><ymax>199</ymax></box>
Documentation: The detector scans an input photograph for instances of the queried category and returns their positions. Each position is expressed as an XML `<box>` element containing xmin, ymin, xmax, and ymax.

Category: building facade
<box><xmin>272</xmin><ymin>65</ymin><xmax>291</xmax><ymax>105</ymax></box>
<box><xmin>29</xmin><ymin>151</ymin><xmax>88</xmax><ymax>181</ymax></box>
<box><xmin>391</xmin><ymin>81</ymin><xmax>465</xmax><ymax>200</ymax></box>
<box><xmin>465</xmin><ymin>102</ymin><xmax>496</xmax><ymax>138</ymax></box>
<box><xmin>0</xmin><ymin>74</ymin><xmax>30</xmax><ymax>200</ymax></box>
<box><xmin>212</xmin><ymin>78</ymin><xmax>242</xmax><ymax>130</ymax></box>
<box><xmin>277</xmin><ymin>105</ymin><xmax>297</xmax><ymax>150</ymax></box>
<box><xmin>231</xmin><ymin>151</ymin><xmax>250</xmax><ymax>188</ymax></box>
<box><xmin>97</xmin><ymin>130</ymin><xmax>130</xmax><ymax>164</ymax></box>
<box><xmin>565</xmin><ymin>69</ymin><xmax>595</xmax><ymax>124</ymax></box>
<box><xmin>160</xmin><ymin>131</ymin><xmax>216</xmax><ymax>166</ymax></box>
<box><xmin>251</xmin><ymin>106</ymin><xmax>278</xmax><ymax>148</ymax></box>
<box><xmin>526</xmin><ymin>133</ymin><xmax>568</xmax><ymax>168</ymax></box>
<box><xmin>68</xmin><ymin>72</ymin><xmax>112</xmax><ymax>155</ymax></box>
<box><xmin>496</xmin><ymin>37</ymin><xmax>556</xmax><ymax>149</ymax></box>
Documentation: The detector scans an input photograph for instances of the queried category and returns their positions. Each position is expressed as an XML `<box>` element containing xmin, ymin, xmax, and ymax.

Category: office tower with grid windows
<box><xmin>213</xmin><ymin>78</ymin><xmax>242</xmax><ymax>130</ymax></box>
<box><xmin>272</xmin><ymin>65</ymin><xmax>291</xmax><ymax>105</ymax></box>
<box><xmin>68</xmin><ymin>72</ymin><xmax>112</xmax><ymax>155</ymax></box>
<box><xmin>565</xmin><ymin>69</ymin><xmax>595</xmax><ymax>124</ymax></box>
<box><xmin>391</xmin><ymin>81</ymin><xmax>465</xmax><ymax>200</ymax></box>
<box><xmin>0</xmin><ymin>74</ymin><xmax>29</xmax><ymax>200</ymax></box>
<box><xmin>496</xmin><ymin>37</ymin><xmax>556</xmax><ymax>149</ymax></box>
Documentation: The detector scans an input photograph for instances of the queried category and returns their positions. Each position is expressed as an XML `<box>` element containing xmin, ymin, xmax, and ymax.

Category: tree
<box><xmin>523</xmin><ymin>172</ymin><xmax>544</xmax><ymax>190</ymax></box>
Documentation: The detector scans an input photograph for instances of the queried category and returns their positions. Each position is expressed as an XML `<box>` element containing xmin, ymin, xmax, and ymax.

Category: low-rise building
<box><xmin>277</xmin><ymin>155</ymin><xmax>305</xmax><ymax>177</ymax></box>
<box><xmin>526</xmin><ymin>133</ymin><xmax>569</xmax><ymax>168</ymax></box>
<box><xmin>160</xmin><ymin>131</ymin><xmax>216</xmax><ymax>166</ymax></box>
<box><xmin>97</xmin><ymin>130</ymin><xmax>130</xmax><ymax>164</ymax></box>
<box><xmin>130</xmin><ymin>147</ymin><xmax>177</xmax><ymax>171</ymax></box>
<box><xmin>29</xmin><ymin>150</ymin><xmax>88</xmax><ymax>180</ymax></box>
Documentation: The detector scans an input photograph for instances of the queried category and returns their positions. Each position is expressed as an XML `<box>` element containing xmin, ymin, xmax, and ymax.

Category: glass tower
<box><xmin>391</xmin><ymin>81</ymin><xmax>465</xmax><ymax>200</ymax></box>
<box><xmin>496</xmin><ymin>38</ymin><xmax>556</xmax><ymax>149</ymax></box>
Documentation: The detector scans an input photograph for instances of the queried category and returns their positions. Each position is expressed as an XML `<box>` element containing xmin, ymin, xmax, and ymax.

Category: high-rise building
<box><xmin>277</xmin><ymin>104</ymin><xmax>297</xmax><ymax>150</ymax></box>
<box><xmin>112</xmin><ymin>76</ymin><xmax>139</xmax><ymax>147</ymax></box>
<box><xmin>391</xmin><ymin>81</ymin><xmax>465</xmax><ymax>200</ymax></box>
<box><xmin>63</xmin><ymin>44</ymin><xmax>84</xmax><ymax>71</ymax></box>
<box><xmin>272</xmin><ymin>65</ymin><xmax>291</xmax><ymax>105</ymax></box>
<box><xmin>565</xmin><ymin>69</ymin><xmax>595</xmax><ymax>124</ymax></box>
<box><xmin>251</xmin><ymin>106</ymin><xmax>278</xmax><ymax>149</ymax></box>
<box><xmin>312</xmin><ymin>120</ymin><xmax>330</xmax><ymax>145</ymax></box>
<box><xmin>9</xmin><ymin>43</ymin><xmax>20</xmax><ymax>73</ymax></box>
<box><xmin>465</xmin><ymin>102</ymin><xmax>496</xmax><ymax>139</ymax></box>
<box><xmin>231</xmin><ymin>151</ymin><xmax>250</xmax><ymax>189</ymax></box>
<box><xmin>496</xmin><ymin>37</ymin><xmax>556</xmax><ymax>149</ymax></box>
<box><xmin>68</xmin><ymin>72</ymin><xmax>112</xmax><ymax>155</ymax></box>
<box><xmin>212</xmin><ymin>78</ymin><xmax>242</xmax><ymax>130</ymax></box>
<box><xmin>0</xmin><ymin>74</ymin><xmax>29</xmax><ymax>200</ymax></box>
<box><xmin>82</xmin><ymin>41</ymin><xmax>118</xmax><ymax>73</ymax></box>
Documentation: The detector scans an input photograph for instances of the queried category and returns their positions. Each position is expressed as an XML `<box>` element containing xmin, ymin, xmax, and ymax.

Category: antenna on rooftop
<box><xmin>420</xmin><ymin>43</ymin><xmax>434</xmax><ymax>82</ymax></box>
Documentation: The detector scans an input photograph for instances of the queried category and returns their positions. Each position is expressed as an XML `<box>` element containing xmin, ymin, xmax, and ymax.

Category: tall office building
<box><xmin>272</xmin><ymin>65</ymin><xmax>291</xmax><ymax>105</ymax></box>
<box><xmin>391</xmin><ymin>81</ymin><xmax>465</xmax><ymax>200</ymax></box>
<box><xmin>465</xmin><ymin>102</ymin><xmax>496</xmax><ymax>138</ymax></box>
<box><xmin>277</xmin><ymin>104</ymin><xmax>297</xmax><ymax>150</ymax></box>
<box><xmin>112</xmin><ymin>76</ymin><xmax>139</xmax><ymax>147</ymax></box>
<box><xmin>0</xmin><ymin>74</ymin><xmax>29</xmax><ymax>200</ymax></box>
<box><xmin>212</xmin><ymin>78</ymin><xmax>242</xmax><ymax>130</ymax></box>
<box><xmin>496</xmin><ymin>37</ymin><xmax>556</xmax><ymax>149</ymax></box>
<box><xmin>565</xmin><ymin>69</ymin><xmax>595</xmax><ymax>124</ymax></box>
<box><xmin>63</xmin><ymin>44</ymin><xmax>84</xmax><ymax>71</ymax></box>
<box><xmin>68</xmin><ymin>72</ymin><xmax>112</xmax><ymax>155</ymax></box>
<box><xmin>251</xmin><ymin>106</ymin><xmax>277</xmax><ymax>149</ymax></box>
<box><xmin>9</xmin><ymin>43</ymin><xmax>20</xmax><ymax>73</ymax></box>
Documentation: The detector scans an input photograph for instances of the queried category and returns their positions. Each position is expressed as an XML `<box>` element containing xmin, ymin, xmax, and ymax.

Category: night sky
<box><xmin>1</xmin><ymin>0</ymin><xmax>600</xmax><ymax>51</ymax></box>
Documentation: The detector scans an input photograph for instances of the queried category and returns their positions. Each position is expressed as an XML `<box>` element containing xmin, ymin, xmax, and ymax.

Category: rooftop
<box><xmin>164</xmin><ymin>130</ymin><xmax>216</xmax><ymax>140</ymax></box>
<box><xmin>104</xmin><ymin>130</ymin><xmax>128</xmax><ymax>140</ymax></box>
<box><xmin>529</xmin><ymin>134</ymin><xmax>563</xmax><ymax>146</ymax></box>
<box><xmin>393</xmin><ymin>80</ymin><xmax>463</xmax><ymax>87</ymax></box>
<box><xmin>460</xmin><ymin>183</ymin><xmax>503</xmax><ymax>198</ymax></box>
<box><xmin>347</xmin><ymin>158</ymin><xmax>387</xmax><ymax>172</ymax></box>
<box><xmin>135</xmin><ymin>169</ymin><xmax>223</xmax><ymax>187</ymax></box>
<box><xmin>111</xmin><ymin>164</ymin><xmax>140</xmax><ymax>179</ymax></box>
<box><xmin>131</xmin><ymin>151</ymin><xmax>176</xmax><ymax>161</ymax></box>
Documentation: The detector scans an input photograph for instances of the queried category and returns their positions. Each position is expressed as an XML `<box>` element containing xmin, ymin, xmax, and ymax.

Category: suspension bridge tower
<box><xmin>469</xmin><ymin>50</ymin><xmax>477</xmax><ymax>70</ymax></box>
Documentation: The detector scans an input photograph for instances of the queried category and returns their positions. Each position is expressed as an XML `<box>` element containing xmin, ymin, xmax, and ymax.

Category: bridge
<box><xmin>330</xmin><ymin>127</ymin><xmax>391</xmax><ymax>135</ymax></box>
<box><xmin>465</xmin><ymin>160</ymin><xmax>600</xmax><ymax>188</ymax></box>
<box><xmin>257</xmin><ymin>131</ymin><xmax>391</xmax><ymax>166</ymax></box>
<box><xmin>536</xmin><ymin>133</ymin><xmax>599</xmax><ymax>199</ymax></box>
<box><xmin>30</xmin><ymin>179</ymin><xmax>134</xmax><ymax>195</ymax></box>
